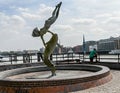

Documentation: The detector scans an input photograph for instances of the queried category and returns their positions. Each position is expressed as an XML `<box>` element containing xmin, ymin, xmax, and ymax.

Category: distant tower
<box><xmin>83</xmin><ymin>35</ymin><xmax>86</xmax><ymax>54</ymax></box>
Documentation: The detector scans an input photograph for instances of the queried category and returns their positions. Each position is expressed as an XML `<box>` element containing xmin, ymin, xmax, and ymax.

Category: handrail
<box><xmin>0</xmin><ymin>53</ymin><xmax>120</xmax><ymax>64</ymax></box>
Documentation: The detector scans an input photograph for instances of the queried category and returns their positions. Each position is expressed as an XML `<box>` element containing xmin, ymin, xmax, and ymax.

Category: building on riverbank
<box><xmin>73</xmin><ymin>36</ymin><xmax>120</xmax><ymax>54</ymax></box>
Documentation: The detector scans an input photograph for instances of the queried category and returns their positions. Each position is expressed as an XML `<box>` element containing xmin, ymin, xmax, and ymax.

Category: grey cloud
<box><xmin>105</xmin><ymin>17</ymin><xmax>120</xmax><ymax>24</ymax></box>
<box><xmin>0</xmin><ymin>12</ymin><xmax>27</xmax><ymax>42</ymax></box>
<box><xmin>72</xmin><ymin>18</ymin><xmax>96</xmax><ymax>25</ymax></box>
<box><xmin>53</xmin><ymin>25</ymin><xmax>74</xmax><ymax>31</ymax></box>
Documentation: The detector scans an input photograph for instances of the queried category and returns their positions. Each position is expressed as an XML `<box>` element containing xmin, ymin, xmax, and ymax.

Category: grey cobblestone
<box><xmin>71</xmin><ymin>70</ymin><xmax>120</xmax><ymax>93</ymax></box>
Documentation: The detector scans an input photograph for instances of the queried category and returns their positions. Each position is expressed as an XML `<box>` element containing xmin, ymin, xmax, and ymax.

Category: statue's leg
<box><xmin>43</xmin><ymin>34</ymin><xmax>58</xmax><ymax>76</ymax></box>
<box><xmin>43</xmin><ymin>56</ymin><xmax>56</xmax><ymax>76</ymax></box>
<box><xmin>55</xmin><ymin>2</ymin><xmax>62</xmax><ymax>19</ymax></box>
<box><xmin>52</xmin><ymin>2</ymin><xmax>62</xmax><ymax>17</ymax></box>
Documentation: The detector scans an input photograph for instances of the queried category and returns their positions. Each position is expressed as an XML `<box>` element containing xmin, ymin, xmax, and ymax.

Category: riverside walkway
<box><xmin>0</xmin><ymin>53</ymin><xmax>120</xmax><ymax>93</ymax></box>
<box><xmin>0</xmin><ymin>62</ymin><xmax>119</xmax><ymax>93</ymax></box>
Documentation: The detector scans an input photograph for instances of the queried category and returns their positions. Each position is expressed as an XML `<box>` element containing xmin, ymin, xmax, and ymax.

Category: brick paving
<box><xmin>71</xmin><ymin>70</ymin><xmax>120</xmax><ymax>93</ymax></box>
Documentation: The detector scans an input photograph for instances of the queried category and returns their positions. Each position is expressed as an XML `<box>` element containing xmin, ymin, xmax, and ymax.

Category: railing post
<box><xmin>37</xmin><ymin>53</ymin><xmax>40</xmax><ymax>62</ymax></box>
<box><xmin>67</xmin><ymin>53</ymin><xmax>69</xmax><ymax>64</ymax></box>
<box><xmin>83</xmin><ymin>53</ymin><xmax>84</xmax><ymax>62</ymax></box>
<box><xmin>9</xmin><ymin>55</ymin><xmax>12</xmax><ymax>64</ymax></box>
<box><xmin>63</xmin><ymin>53</ymin><xmax>64</xmax><ymax>60</ymax></box>
<box><xmin>72</xmin><ymin>53</ymin><xmax>73</xmax><ymax>60</ymax></box>
<box><xmin>29</xmin><ymin>54</ymin><xmax>33</xmax><ymax>63</ymax></box>
<box><xmin>79</xmin><ymin>53</ymin><xmax>80</xmax><ymax>61</ymax></box>
<box><xmin>118</xmin><ymin>54</ymin><xmax>120</xmax><ymax>63</ymax></box>
<box><xmin>23</xmin><ymin>54</ymin><xmax>26</xmax><ymax>63</ymax></box>
<box><xmin>98</xmin><ymin>54</ymin><xmax>100</xmax><ymax>62</ymax></box>
<box><xmin>16</xmin><ymin>55</ymin><xmax>17</xmax><ymax>63</ymax></box>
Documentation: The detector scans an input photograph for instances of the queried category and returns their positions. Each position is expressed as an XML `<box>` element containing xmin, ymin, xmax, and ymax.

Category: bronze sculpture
<box><xmin>32</xmin><ymin>2</ymin><xmax>62</xmax><ymax>76</ymax></box>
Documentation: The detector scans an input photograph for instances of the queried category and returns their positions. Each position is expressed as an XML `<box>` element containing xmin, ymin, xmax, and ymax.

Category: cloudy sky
<box><xmin>0</xmin><ymin>0</ymin><xmax>120</xmax><ymax>51</ymax></box>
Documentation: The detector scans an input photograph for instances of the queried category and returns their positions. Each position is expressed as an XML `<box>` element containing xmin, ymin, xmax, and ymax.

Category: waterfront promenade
<box><xmin>0</xmin><ymin>53</ymin><xmax>120</xmax><ymax>93</ymax></box>
<box><xmin>0</xmin><ymin>62</ymin><xmax>119</xmax><ymax>93</ymax></box>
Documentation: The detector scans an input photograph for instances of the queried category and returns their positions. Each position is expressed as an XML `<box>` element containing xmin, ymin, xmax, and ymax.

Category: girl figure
<box><xmin>32</xmin><ymin>2</ymin><xmax>62</xmax><ymax>76</ymax></box>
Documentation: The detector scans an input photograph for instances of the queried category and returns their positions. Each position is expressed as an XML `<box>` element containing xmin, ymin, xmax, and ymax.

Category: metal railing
<box><xmin>0</xmin><ymin>53</ymin><xmax>120</xmax><ymax>65</ymax></box>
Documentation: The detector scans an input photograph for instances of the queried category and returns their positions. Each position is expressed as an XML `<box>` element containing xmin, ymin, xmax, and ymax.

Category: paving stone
<box><xmin>71</xmin><ymin>70</ymin><xmax>120</xmax><ymax>93</ymax></box>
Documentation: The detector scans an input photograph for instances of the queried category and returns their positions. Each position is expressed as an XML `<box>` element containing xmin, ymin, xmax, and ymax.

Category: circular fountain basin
<box><xmin>0</xmin><ymin>64</ymin><xmax>112</xmax><ymax>93</ymax></box>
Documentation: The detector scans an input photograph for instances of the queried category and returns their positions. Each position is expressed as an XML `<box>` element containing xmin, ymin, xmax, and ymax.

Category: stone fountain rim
<box><xmin>0</xmin><ymin>64</ymin><xmax>111</xmax><ymax>87</ymax></box>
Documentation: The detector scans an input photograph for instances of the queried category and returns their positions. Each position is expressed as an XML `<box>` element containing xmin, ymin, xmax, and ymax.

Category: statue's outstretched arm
<box><xmin>47</xmin><ymin>30</ymin><xmax>54</xmax><ymax>35</ymax></box>
<box><xmin>57</xmin><ymin>43</ymin><xmax>62</xmax><ymax>48</ymax></box>
<box><xmin>48</xmin><ymin>31</ymin><xmax>62</xmax><ymax>48</ymax></box>
<box><xmin>40</xmin><ymin>30</ymin><xmax>54</xmax><ymax>48</ymax></box>
<box><xmin>40</xmin><ymin>36</ymin><xmax>46</xmax><ymax>47</ymax></box>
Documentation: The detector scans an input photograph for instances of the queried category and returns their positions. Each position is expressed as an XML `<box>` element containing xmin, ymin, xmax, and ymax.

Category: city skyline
<box><xmin>0</xmin><ymin>0</ymin><xmax>120</xmax><ymax>51</ymax></box>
